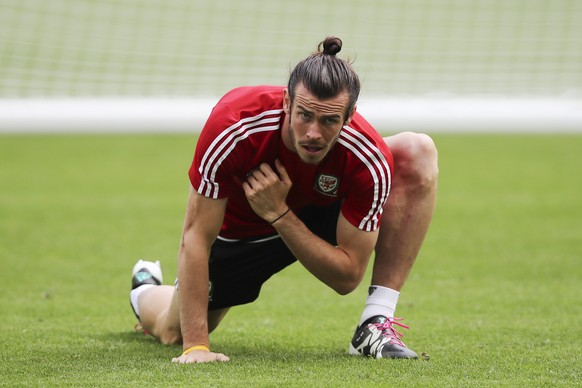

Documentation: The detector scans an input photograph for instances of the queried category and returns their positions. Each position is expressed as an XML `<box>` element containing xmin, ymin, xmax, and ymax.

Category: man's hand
<box><xmin>242</xmin><ymin>159</ymin><xmax>292</xmax><ymax>223</ymax></box>
<box><xmin>171</xmin><ymin>349</ymin><xmax>230</xmax><ymax>364</ymax></box>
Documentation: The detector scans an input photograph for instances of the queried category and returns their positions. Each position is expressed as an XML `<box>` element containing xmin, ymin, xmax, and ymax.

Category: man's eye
<box><xmin>300</xmin><ymin>112</ymin><xmax>311</xmax><ymax>120</ymax></box>
<box><xmin>325</xmin><ymin>118</ymin><xmax>339</xmax><ymax>125</ymax></box>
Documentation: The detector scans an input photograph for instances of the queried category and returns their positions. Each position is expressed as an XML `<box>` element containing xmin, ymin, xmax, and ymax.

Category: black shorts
<box><xmin>206</xmin><ymin>202</ymin><xmax>341</xmax><ymax>310</ymax></box>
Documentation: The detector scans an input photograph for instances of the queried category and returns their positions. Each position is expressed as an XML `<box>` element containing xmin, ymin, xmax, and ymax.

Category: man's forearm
<box><xmin>177</xmin><ymin>244</ymin><xmax>211</xmax><ymax>349</ymax></box>
<box><xmin>272</xmin><ymin>210</ymin><xmax>370</xmax><ymax>294</ymax></box>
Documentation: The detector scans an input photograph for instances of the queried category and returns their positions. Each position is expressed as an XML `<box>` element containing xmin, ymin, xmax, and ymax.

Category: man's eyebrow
<box><xmin>296</xmin><ymin>104</ymin><xmax>342</xmax><ymax>118</ymax></box>
<box><xmin>295</xmin><ymin>104</ymin><xmax>313</xmax><ymax>113</ymax></box>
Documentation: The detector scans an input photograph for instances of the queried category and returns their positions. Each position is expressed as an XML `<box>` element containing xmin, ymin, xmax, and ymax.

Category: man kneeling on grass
<box><xmin>129</xmin><ymin>36</ymin><xmax>438</xmax><ymax>363</ymax></box>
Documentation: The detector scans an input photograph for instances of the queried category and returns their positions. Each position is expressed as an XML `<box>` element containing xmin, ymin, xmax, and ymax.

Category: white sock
<box><xmin>359</xmin><ymin>285</ymin><xmax>400</xmax><ymax>325</ymax></box>
<box><xmin>129</xmin><ymin>284</ymin><xmax>155</xmax><ymax>317</ymax></box>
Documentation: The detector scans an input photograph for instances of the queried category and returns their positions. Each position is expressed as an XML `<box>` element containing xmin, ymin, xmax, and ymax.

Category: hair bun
<box><xmin>320</xmin><ymin>36</ymin><xmax>342</xmax><ymax>56</ymax></box>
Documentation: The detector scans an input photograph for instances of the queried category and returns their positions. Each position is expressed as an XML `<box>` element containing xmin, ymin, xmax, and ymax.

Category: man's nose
<box><xmin>305</xmin><ymin>122</ymin><xmax>322</xmax><ymax>140</ymax></box>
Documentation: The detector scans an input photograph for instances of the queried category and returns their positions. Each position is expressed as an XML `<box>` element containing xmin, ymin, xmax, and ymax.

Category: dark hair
<box><xmin>288</xmin><ymin>36</ymin><xmax>360</xmax><ymax>118</ymax></box>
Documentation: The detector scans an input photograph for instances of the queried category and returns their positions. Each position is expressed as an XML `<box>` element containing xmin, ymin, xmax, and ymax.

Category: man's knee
<box><xmin>385</xmin><ymin>132</ymin><xmax>438</xmax><ymax>188</ymax></box>
<box><xmin>153</xmin><ymin>313</ymin><xmax>182</xmax><ymax>345</ymax></box>
<box><xmin>158</xmin><ymin>326</ymin><xmax>182</xmax><ymax>345</ymax></box>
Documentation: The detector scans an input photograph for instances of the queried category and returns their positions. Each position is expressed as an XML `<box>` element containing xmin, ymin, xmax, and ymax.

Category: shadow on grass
<box><xmin>95</xmin><ymin>329</ymin><xmax>365</xmax><ymax>365</ymax></box>
<box><xmin>72</xmin><ymin>330</ymin><xmax>431</xmax><ymax>386</ymax></box>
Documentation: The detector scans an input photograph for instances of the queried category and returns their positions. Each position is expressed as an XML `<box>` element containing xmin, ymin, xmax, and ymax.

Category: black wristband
<box><xmin>270</xmin><ymin>208</ymin><xmax>290</xmax><ymax>224</ymax></box>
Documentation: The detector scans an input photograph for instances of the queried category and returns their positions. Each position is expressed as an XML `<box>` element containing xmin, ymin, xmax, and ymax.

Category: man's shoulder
<box><xmin>201</xmin><ymin>85</ymin><xmax>285</xmax><ymax>135</ymax></box>
<box><xmin>337</xmin><ymin>113</ymin><xmax>393</xmax><ymax>177</ymax></box>
<box><xmin>341</xmin><ymin>113</ymin><xmax>389</xmax><ymax>154</ymax></box>
<box><xmin>218</xmin><ymin>85</ymin><xmax>286</xmax><ymax>108</ymax></box>
<box><xmin>348</xmin><ymin>111</ymin><xmax>377</xmax><ymax>133</ymax></box>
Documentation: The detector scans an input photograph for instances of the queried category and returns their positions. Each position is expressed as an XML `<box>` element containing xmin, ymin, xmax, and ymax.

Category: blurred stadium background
<box><xmin>1</xmin><ymin>0</ymin><xmax>581</xmax><ymax>132</ymax></box>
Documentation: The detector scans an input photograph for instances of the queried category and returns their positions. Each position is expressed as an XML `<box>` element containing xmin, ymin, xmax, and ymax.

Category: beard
<box><xmin>288</xmin><ymin>121</ymin><xmax>341</xmax><ymax>165</ymax></box>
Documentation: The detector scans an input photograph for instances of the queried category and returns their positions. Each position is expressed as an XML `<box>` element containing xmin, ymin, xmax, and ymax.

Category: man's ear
<box><xmin>283</xmin><ymin>89</ymin><xmax>291</xmax><ymax>114</ymax></box>
<box><xmin>345</xmin><ymin>103</ymin><xmax>357</xmax><ymax>125</ymax></box>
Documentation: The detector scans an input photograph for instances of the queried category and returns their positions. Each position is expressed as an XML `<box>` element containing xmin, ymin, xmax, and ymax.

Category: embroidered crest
<box><xmin>315</xmin><ymin>173</ymin><xmax>339</xmax><ymax>196</ymax></box>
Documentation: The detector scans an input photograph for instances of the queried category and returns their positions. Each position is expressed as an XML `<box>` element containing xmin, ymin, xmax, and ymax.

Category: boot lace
<box><xmin>373</xmin><ymin>317</ymin><xmax>409</xmax><ymax>347</ymax></box>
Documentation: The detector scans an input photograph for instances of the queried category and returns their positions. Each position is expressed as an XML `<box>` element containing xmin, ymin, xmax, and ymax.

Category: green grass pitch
<box><xmin>1</xmin><ymin>133</ymin><xmax>581</xmax><ymax>386</ymax></box>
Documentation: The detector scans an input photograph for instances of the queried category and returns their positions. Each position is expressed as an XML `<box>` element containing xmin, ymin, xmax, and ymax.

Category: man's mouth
<box><xmin>302</xmin><ymin>143</ymin><xmax>324</xmax><ymax>154</ymax></box>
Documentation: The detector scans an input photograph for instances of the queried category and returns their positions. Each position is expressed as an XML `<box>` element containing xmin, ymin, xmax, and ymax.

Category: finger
<box><xmin>274</xmin><ymin>159</ymin><xmax>291</xmax><ymax>185</ymax></box>
<box><xmin>244</xmin><ymin>176</ymin><xmax>263</xmax><ymax>193</ymax></box>
<box><xmin>248</xmin><ymin>165</ymin><xmax>270</xmax><ymax>182</ymax></box>
<box><xmin>171</xmin><ymin>354</ymin><xmax>200</xmax><ymax>364</ymax></box>
<box><xmin>258</xmin><ymin>162</ymin><xmax>275</xmax><ymax>176</ymax></box>
<box><xmin>171</xmin><ymin>355</ymin><xmax>188</xmax><ymax>364</ymax></box>
<box><xmin>242</xmin><ymin>181</ymin><xmax>252</xmax><ymax>195</ymax></box>
<box><xmin>247</xmin><ymin>174</ymin><xmax>261</xmax><ymax>185</ymax></box>
<box><xmin>172</xmin><ymin>352</ymin><xmax>230</xmax><ymax>364</ymax></box>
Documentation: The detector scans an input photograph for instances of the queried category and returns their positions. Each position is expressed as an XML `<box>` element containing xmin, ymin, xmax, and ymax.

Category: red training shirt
<box><xmin>189</xmin><ymin>85</ymin><xmax>393</xmax><ymax>240</ymax></box>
